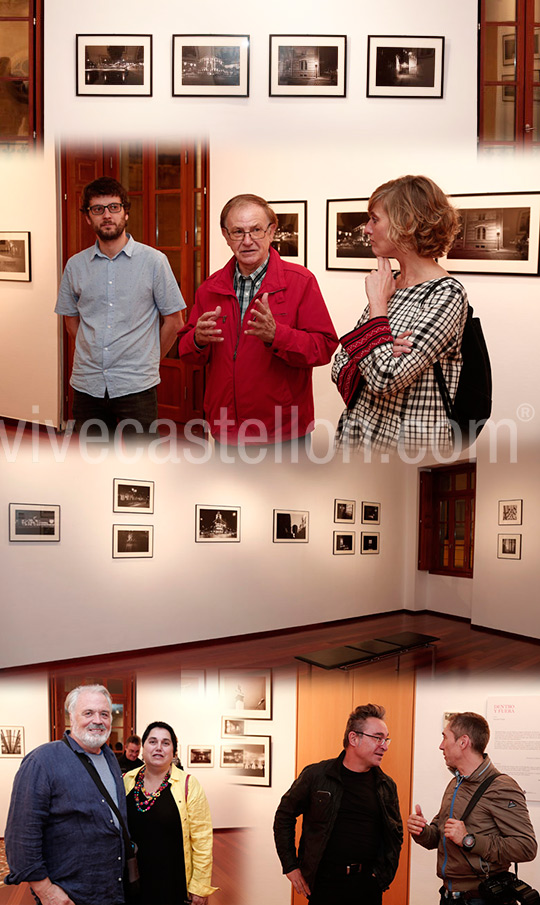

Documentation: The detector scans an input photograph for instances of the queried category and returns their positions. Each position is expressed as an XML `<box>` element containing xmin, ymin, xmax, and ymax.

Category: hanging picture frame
<box><xmin>9</xmin><ymin>503</ymin><xmax>60</xmax><ymax>542</ymax></box>
<box><xmin>367</xmin><ymin>35</ymin><xmax>445</xmax><ymax>98</ymax></box>
<box><xmin>269</xmin><ymin>200</ymin><xmax>307</xmax><ymax>266</ymax></box>
<box><xmin>172</xmin><ymin>34</ymin><xmax>250</xmax><ymax>97</ymax></box>
<box><xmin>0</xmin><ymin>232</ymin><xmax>31</xmax><ymax>281</ymax></box>
<box><xmin>76</xmin><ymin>34</ymin><xmax>153</xmax><ymax>96</ymax></box>
<box><xmin>220</xmin><ymin>736</ymin><xmax>271</xmax><ymax>786</ymax></box>
<box><xmin>269</xmin><ymin>34</ymin><xmax>347</xmax><ymax>97</ymax></box>
<box><xmin>439</xmin><ymin>192</ymin><xmax>540</xmax><ymax>276</ymax></box>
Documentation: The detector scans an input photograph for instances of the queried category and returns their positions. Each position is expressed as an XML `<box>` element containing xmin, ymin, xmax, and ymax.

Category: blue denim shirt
<box><xmin>54</xmin><ymin>235</ymin><xmax>186</xmax><ymax>398</ymax></box>
<box><xmin>4</xmin><ymin>732</ymin><xmax>126</xmax><ymax>905</ymax></box>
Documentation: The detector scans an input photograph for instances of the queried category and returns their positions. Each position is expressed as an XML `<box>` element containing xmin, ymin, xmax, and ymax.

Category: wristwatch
<box><xmin>462</xmin><ymin>833</ymin><xmax>476</xmax><ymax>851</ymax></box>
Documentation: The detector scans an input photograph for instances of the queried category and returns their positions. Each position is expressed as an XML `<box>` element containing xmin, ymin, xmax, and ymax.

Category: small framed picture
<box><xmin>501</xmin><ymin>74</ymin><xmax>516</xmax><ymax>102</ymax></box>
<box><xmin>195</xmin><ymin>505</ymin><xmax>240</xmax><ymax>542</ymax></box>
<box><xmin>172</xmin><ymin>35</ymin><xmax>250</xmax><ymax>97</ymax></box>
<box><xmin>503</xmin><ymin>33</ymin><xmax>516</xmax><ymax>66</ymax></box>
<box><xmin>0</xmin><ymin>232</ymin><xmax>31</xmax><ymax>282</ymax></box>
<box><xmin>333</xmin><ymin>531</ymin><xmax>355</xmax><ymax>555</ymax></box>
<box><xmin>187</xmin><ymin>745</ymin><xmax>214</xmax><ymax>767</ymax></box>
<box><xmin>334</xmin><ymin>498</ymin><xmax>356</xmax><ymax>523</ymax></box>
<box><xmin>498</xmin><ymin>499</ymin><xmax>523</xmax><ymax>526</ymax></box>
<box><xmin>180</xmin><ymin>670</ymin><xmax>206</xmax><ymax>699</ymax></box>
<box><xmin>361</xmin><ymin>532</ymin><xmax>380</xmax><ymax>554</ymax></box>
<box><xmin>220</xmin><ymin>668</ymin><xmax>272</xmax><ymax>720</ymax></box>
<box><xmin>112</xmin><ymin>525</ymin><xmax>153</xmax><ymax>558</ymax></box>
<box><xmin>76</xmin><ymin>35</ymin><xmax>153</xmax><ymax>96</ymax></box>
<box><xmin>0</xmin><ymin>727</ymin><xmax>24</xmax><ymax>757</ymax></box>
<box><xmin>367</xmin><ymin>35</ymin><xmax>445</xmax><ymax>98</ymax></box>
<box><xmin>326</xmin><ymin>198</ymin><xmax>400</xmax><ymax>272</ymax></box>
<box><xmin>439</xmin><ymin>193</ymin><xmax>540</xmax><ymax>276</ymax></box>
<box><xmin>220</xmin><ymin>736</ymin><xmax>271</xmax><ymax>786</ymax></box>
<box><xmin>273</xmin><ymin>509</ymin><xmax>309</xmax><ymax>542</ymax></box>
<box><xmin>113</xmin><ymin>479</ymin><xmax>154</xmax><ymax>514</ymax></box>
<box><xmin>269</xmin><ymin>35</ymin><xmax>347</xmax><ymax>97</ymax></box>
<box><xmin>221</xmin><ymin>717</ymin><xmax>245</xmax><ymax>737</ymax></box>
<box><xmin>269</xmin><ymin>201</ymin><xmax>307</xmax><ymax>266</ymax></box>
<box><xmin>497</xmin><ymin>534</ymin><xmax>522</xmax><ymax>560</ymax></box>
<box><xmin>9</xmin><ymin>504</ymin><xmax>60</xmax><ymax>542</ymax></box>
<box><xmin>362</xmin><ymin>501</ymin><xmax>381</xmax><ymax>524</ymax></box>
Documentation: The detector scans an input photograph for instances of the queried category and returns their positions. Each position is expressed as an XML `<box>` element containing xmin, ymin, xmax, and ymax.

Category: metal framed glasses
<box><xmin>354</xmin><ymin>731</ymin><xmax>391</xmax><ymax>745</ymax></box>
<box><xmin>225</xmin><ymin>225</ymin><xmax>272</xmax><ymax>241</ymax></box>
<box><xmin>87</xmin><ymin>202</ymin><xmax>125</xmax><ymax>215</ymax></box>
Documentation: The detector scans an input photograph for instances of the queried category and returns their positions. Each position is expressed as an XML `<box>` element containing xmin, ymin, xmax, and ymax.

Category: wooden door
<box><xmin>59</xmin><ymin>142</ymin><xmax>207</xmax><ymax>426</ymax></box>
<box><xmin>49</xmin><ymin>671</ymin><xmax>135</xmax><ymax>749</ymax></box>
<box><xmin>293</xmin><ymin>660</ymin><xmax>415</xmax><ymax>905</ymax></box>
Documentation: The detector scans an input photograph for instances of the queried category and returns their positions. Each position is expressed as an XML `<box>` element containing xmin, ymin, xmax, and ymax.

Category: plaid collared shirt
<box><xmin>332</xmin><ymin>277</ymin><xmax>468</xmax><ymax>454</ymax></box>
<box><xmin>233</xmin><ymin>256</ymin><xmax>270</xmax><ymax>322</ymax></box>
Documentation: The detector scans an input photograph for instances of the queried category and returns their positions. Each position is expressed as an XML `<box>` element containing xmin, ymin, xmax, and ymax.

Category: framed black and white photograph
<box><xmin>361</xmin><ymin>532</ymin><xmax>380</xmax><ymax>555</ymax></box>
<box><xmin>220</xmin><ymin>668</ymin><xmax>272</xmax><ymax>719</ymax></box>
<box><xmin>269</xmin><ymin>35</ymin><xmax>346</xmax><ymax>97</ymax></box>
<box><xmin>112</xmin><ymin>525</ymin><xmax>153</xmax><ymax>558</ymax></box>
<box><xmin>498</xmin><ymin>499</ymin><xmax>523</xmax><ymax>526</ymax></box>
<box><xmin>9</xmin><ymin>503</ymin><xmax>60</xmax><ymax>542</ymax></box>
<box><xmin>273</xmin><ymin>509</ymin><xmax>309</xmax><ymax>542</ymax></box>
<box><xmin>180</xmin><ymin>670</ymin><xmax>206</xmax><ymax>699</ymax></box>
<box><xmin>497</xmin><ymin>534</ymin><xmax>522</xmax><ymax>560</ymax></box>
<box><xmin>220</xmin><ymin>736</ymin><xmax>271</xmax><ymax>786</ymax></box>
<box><xmin>172</xmin><ymin>35</ymin><xmax>250</xmax><ymax>97</ymax></box>
<box><xmin>326</xmin><ymin>198</ymin><xmax>400</xmax><ymax>272</ymax></box>
<box><xmin>362</xmin><ymin>501</ymin><xmax>381</xmax><ymax>524</ymax></box>
<box><xmin>221</xmin><ymin>717</ymin><xmax>245</xmax><ymax>737</ymax></box>
<box><xmin>187</xmin><ymin>745</ymin><xmax>214</xmax><ymax>767</ymax></box>
<box><xmin>503</xmin><ymin>33</ymin><xmax>516</xmax><ymax>66</ymax></box>
<box><xmin>334</xmin><ymin>498</ymin><xmax>356</xmax><ymax>523</ymax></box>
<box><xmin>0</xmin><ymin>727</ymin><xmax>24</xmax><ymax>757</ymax></box>
<box><xmin>195</xmin><ymin>505</ymin><xmax>240</xmax><ymax>542</ymax></box>
<box><xmin>367</xmin><ymin>36</ymin><xmax>445</xmax><ymax>98</ymax></box>
<box><xmin>269</xmin><ymin>201</ymin><xmax>307</xmax><ymax>266</ymax></box>
<box><xmin>76</xmin><ymin>35</ymin><xmax>152</xmax><ymax>96</ymax></box>
<box><xmin>113</xmin><ymin>479</ymin><xmax>154</xmax><ymax>514</ymax></box>
<box><xmin>0</xmin><ymin>232</ymin><xmax>31</xmax><ymax>281</ymax></box>
<box><xmin>333</xmin><ymin>531</ymin><xmax>355</xmax><ymax>555</ymax></box>
<box><xmin>438</xmin><ymin>193</ymin><xmax>540</xmax><ymax>276</ymax></box>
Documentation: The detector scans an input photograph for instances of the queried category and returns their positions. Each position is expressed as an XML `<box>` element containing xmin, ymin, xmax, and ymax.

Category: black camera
<box><xmin>479</xmin><ymin>872</ymin><xmax>540</xmax><ymax>905</ymax></box>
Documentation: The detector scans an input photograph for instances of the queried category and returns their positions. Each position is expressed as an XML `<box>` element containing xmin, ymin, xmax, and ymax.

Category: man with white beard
<box><xmin>5</xmin><ymin>685</ymin><xmax>128</xmax><ymax>905</ymax></box>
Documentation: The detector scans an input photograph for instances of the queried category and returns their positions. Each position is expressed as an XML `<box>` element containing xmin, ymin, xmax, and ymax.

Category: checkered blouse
<box><xmin>332</xmin><ymin>277</ymin><xmax>468</xmax><ymax>454</ymax></box>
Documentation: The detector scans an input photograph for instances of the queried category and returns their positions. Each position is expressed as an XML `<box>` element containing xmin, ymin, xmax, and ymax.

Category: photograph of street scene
<box><xmin>181</xmin><ymin>45</ymin><xmax>241</xmax><ymax>86</ymax></box>
<box><xmin>447</xmin><ymin>206</ymin><xmax>530</xmax><ymax>260</ymax></box>
<box><xmin>278</xmin><ymin>44</ymin><xmax>338</xmax><ymax>86</ymax></box>
<box><xmin>335</xmin><ymin>211</ymin><xmax>374</xmax><ymax>259</ymax></box>
<box><xmin>375</xmin><ymin>46</ymin><xmax>436</xmax><ymax>88</ymax></box>
<box><xmin>83</xmin><ymin>44</ymin><xmax>145</xmax><ymax>86</ymax></box>
<box><xmin>271</xmin><ymin>214</ymin><xmax>299</xmax><ymax>257</ymax></box>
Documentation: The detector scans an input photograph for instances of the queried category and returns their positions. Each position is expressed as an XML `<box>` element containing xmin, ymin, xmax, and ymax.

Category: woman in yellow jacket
<box><xmin>123</xmin><ymin>721</ymin><xmax>217</xmax><ymax>904</ymax></box>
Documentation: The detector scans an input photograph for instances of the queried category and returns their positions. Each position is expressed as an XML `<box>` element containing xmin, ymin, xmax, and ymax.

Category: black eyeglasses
<box><xmin>87</xmin><ymin>202</ymin><xmax>125</xmax><ymax>215</ymax></box>
<box><xmin>353</xmin><ymin>731</ymin><xmax>391</xmax><ymax>746</ymax></box>
<box><xmin>225</xmin><ymin>225</ymin><xmax>272</xmax><ymax>241</ymax></box>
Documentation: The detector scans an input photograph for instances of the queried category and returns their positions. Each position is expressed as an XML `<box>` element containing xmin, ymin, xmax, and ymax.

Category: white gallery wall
<box><xmin>410</xmin><ymin>671</ymin><xmax>540</xmax><ymax>905</ymax></box>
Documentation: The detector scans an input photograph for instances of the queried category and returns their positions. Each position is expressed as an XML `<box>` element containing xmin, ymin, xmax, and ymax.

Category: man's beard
<box><xmin>94</xmin><ymin>219</ymin><xmax>127</xmax><ymax>242</ymax></box>
<box><xmin>72</xmin><ymin>720</ymin><xmax>111</xmax><ymax>749</ymax></box>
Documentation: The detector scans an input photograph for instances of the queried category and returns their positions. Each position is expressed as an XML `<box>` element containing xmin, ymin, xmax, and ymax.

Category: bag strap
<box><xmin>185</xmin><ymin>772</ymin><xmax>190</xmax><ymax>800</ymax></box>
<box><xmin>460</xmin><ymin>772</ymin><xmax>501</xmax><ymax>823</ymax></box>
<box><xmin>61</xmin><ymin>735</ymin><xmax>134</xmax><ymax>855</ymax></box>
<box><xmin>433</xmin><ymin>360</ymin><xmax>454</xmax><ymax>421</ymax></box>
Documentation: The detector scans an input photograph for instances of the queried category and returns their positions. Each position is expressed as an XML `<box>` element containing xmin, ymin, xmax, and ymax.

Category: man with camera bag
<box><xmin>407</xmin><ymin>712</ymin><xmax>537</xmax><ymax>904</ymax></box>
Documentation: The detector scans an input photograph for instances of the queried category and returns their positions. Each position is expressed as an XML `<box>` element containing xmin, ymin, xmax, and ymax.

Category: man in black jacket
<box><xmin>273</xmin><ymin>703</ymin><xmax>403</xmax><ymax>904</ymax></box>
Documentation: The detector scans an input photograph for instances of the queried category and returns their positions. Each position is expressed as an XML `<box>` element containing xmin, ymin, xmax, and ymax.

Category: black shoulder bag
<box><xmin>61</xmin><ymin>737</ymin><xmax>140</xmax><ymax>900</ymax></box>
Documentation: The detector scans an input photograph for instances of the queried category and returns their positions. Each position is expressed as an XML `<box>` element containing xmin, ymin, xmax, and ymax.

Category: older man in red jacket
<box><xmin>178</xmin><ymin>194</ymin><xmax>337</xmax><ymax>447</ymax></box>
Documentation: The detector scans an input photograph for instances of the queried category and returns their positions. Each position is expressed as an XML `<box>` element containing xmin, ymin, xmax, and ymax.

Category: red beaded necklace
<box><xmin>133</xmin><ymin>766</ymin><xmax>171</xmax><ymax>813</ymax></box>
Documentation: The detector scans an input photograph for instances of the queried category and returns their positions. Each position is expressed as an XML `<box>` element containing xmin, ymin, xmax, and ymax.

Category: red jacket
<box><xmin>177</xmin><ymin>248</ymin><xmax>338</xmax><ymax>444</ymax></box>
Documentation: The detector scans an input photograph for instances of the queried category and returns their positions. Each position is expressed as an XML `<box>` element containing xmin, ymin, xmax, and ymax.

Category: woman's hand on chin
<box><xmin>365</xmin><ymin>256</ymin><xmax>395</xmax><ymax>317</ymax></box>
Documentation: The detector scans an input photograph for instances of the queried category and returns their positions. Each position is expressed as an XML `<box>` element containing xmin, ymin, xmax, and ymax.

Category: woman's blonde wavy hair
<box><xmin>368</xmin><ymin>174</ymin><xmax>460</xmax><ymax>258</ymax></box>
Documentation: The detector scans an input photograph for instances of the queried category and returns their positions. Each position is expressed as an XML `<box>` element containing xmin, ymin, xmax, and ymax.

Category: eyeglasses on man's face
<box><xmin>87</xmin><ymin>202</ymin><xmax>125</xmax><ymax>215</ymax></box>
<box><xmin>225</xmin><ymin>225</ymin><xmax>272</xmax><ymax>241</ymax></box>
<box><xmin>353</xmin><ymin>731</ymin><xmax>391</xmax><ymax>746</ymax></box>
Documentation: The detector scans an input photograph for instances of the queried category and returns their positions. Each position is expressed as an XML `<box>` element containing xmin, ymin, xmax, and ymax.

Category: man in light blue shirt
<box><xmin>55</xmin><ymin>177</ymin><xmax>185</xmax><ymax>435</ymax></box>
